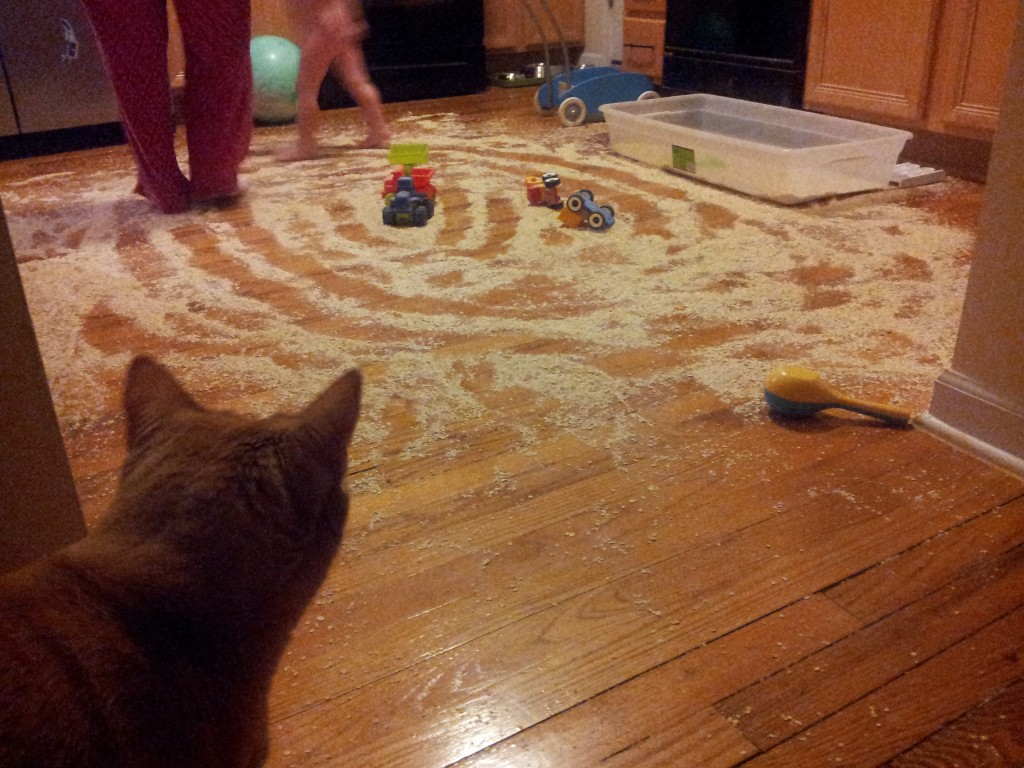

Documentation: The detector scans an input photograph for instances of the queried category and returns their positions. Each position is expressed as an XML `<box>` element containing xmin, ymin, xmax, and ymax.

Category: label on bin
<box><xmin>672</xmin><ymin>145</ymin><xmax>696</xmax><ymax>174</ymax></box>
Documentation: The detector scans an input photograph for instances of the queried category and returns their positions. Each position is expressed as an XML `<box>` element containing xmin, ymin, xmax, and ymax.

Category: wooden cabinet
<box><xmin>621</xmin><ymin>0</ymin><xmax>665</xmax><ymax>81</ymax></box>
<box><xmin>805</xmin><ymin>0</ymin><xmax>1018</xmax><ymax>140</ymax></box>
<box><xmin>929</xmin><ymin>0</ymin><xmax>1019</xmax><ymax>136</ymax></box>
<box><xmin>484</xmin><ymin>0</ymin><xmax>584</xmax><ymax>52</ymax></box>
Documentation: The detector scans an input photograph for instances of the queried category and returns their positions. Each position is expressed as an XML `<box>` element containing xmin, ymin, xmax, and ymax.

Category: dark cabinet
<box><xmin>0</xmin><ymin>83</ymin><xmax>16</xmax><ymax>136</ymax></box>
<box><xmin>0</xmin><ymin>0</ymin><xmax>118</xmax><ymax>137</ymax></box>
<box><xmin>662</xmin><ymin>0</ymin><xmax>812</xmax><ymax>107</ymax></box>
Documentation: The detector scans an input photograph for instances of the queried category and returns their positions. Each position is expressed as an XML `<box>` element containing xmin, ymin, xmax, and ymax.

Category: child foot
<box><xmin>358</xmin><ymin>130</ymin><xmax>391</xmax><ymax>149</ymax></box>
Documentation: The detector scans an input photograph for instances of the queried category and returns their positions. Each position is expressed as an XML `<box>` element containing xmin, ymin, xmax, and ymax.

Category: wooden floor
<box><xmin>4</xmin><ymin>87</ymin><xmax>1024</xmax><ymax>767</ymax></box>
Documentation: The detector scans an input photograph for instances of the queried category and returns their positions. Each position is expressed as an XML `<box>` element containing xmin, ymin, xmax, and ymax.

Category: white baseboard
<box><xmin>920</xmin><ymin>371</ymin><xmax>1024</xmax><ymax>480</ymax></box>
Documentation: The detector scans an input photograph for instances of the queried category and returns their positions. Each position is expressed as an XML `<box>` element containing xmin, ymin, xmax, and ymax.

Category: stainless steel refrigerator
<box><xmin>0</xmin><ymin>0</ymin><xmax>118</xmax><ymax>137</ymax></box>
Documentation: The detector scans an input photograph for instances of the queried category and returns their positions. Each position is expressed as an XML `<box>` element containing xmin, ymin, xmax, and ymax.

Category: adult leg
<box><xmin>82</xmin><ymin>0</ymin><xmax>189</xmax><ymax>213</ymax></box>
<box><xmin>174</xmin><ymin>0</ymin><xmax>253</xmax><ymax>201</ymax></box>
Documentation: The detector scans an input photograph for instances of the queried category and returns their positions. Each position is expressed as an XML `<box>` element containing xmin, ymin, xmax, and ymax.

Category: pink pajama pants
<box><xmin>83</xmin><ymin>0</ymin><xmax>253</xmax><ymax>213</ymax></box>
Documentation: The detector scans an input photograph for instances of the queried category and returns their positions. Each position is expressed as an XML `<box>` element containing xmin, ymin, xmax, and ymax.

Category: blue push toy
<box><xmin>520</xmin><ymin>0</ymin><xmax>659</xmax><ymax>128</ymax></box>
<box><xmin>535</xmin><ymin>67</ymin><xmax>659</xmax><ymax>127</ymax></box>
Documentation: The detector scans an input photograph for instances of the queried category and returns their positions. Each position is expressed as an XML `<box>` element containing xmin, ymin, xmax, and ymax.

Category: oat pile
<box><xmin>6</xmin><ymin>110</ymin><xmax>976</xmax><ymax>506</ymax></box>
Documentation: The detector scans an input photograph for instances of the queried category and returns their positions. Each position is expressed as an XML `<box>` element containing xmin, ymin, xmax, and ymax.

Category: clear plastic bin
<box><xmin>601</xmin><ymin>94</ymin><xmax>912</xmax><ymax>204</ymax></box>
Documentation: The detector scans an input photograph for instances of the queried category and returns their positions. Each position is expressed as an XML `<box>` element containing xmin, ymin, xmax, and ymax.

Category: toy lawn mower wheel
<box><xmin>558</xmin><ymin>97</ymin><xmax>587</xmax><ymax>127</ymax></box>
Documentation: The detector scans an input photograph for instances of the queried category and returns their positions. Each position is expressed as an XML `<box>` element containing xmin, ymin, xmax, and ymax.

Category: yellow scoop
<box><xmin>763</xmin><ymin>364</ymin><xmax>912</xmax><ymax>426</ymax></box>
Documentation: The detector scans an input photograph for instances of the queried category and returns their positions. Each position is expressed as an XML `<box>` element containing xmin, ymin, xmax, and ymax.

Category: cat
<box><xmin>0</xmin><ymin>355</ymin><xmax>361</xmax><ymax>768</ymax></box>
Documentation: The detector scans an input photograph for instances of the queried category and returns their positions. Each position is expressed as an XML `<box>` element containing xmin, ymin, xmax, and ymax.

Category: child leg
<box><xmin>277</xmin><ymin>27</ymin><xmax>337</xmax><ymax>161</ymax></box>
<box><xmin>331</xmin><ymin>41</ymin><xmax>390</xmax><ymax>148</ymax></box>
<box><xmin>173</xmin><ymin>0</ymin><xmax>252</xmax><ymax>201</ymax></box>
<box><xmin>82</xmin><ymin>0</ymin><xmax>189</xmax><ymax>213</ymax></box>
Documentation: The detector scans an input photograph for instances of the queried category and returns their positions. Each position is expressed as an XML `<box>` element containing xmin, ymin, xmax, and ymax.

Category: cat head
<box><xmin>112</xmin><ymin>356</ymin><xmax>362</xmax><ymax>577</ymax></box>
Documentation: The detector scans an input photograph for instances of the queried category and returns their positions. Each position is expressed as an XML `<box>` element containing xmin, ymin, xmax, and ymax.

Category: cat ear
<box><xmin>296</xmin><ymin>368</ymin><xmax>362</xmax><ymax>457</ymax></box>
<box><xmin>123</xmin><ymin>356</ymin><xmax>202</xmax><ymax>448</ymax></box>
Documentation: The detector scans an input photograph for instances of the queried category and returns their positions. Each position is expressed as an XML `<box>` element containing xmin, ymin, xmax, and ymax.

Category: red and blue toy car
<box><xmin>525</xmin><ymin>172</ymin><xmax>563</xmax><ymax>209</ymax></box>
<box><xmin>382</xmin><ymin>143</ymin><xmax>436</xmax><ymax>227</ymax></box>
<box><xmin>383</xmin><ymin>175</ymin><xmax>434</xmax><ymax>227</ymax></box>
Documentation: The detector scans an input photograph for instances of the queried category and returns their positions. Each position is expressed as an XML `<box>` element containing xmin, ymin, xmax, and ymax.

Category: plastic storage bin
<box><xmin>601</xmin><ymin>94</ymin><xmax>912</xmax><ymax>204</ymax></box>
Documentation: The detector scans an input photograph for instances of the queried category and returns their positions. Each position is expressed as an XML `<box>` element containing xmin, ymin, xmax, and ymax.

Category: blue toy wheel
<box><xmin>587</xmin><ymin>211</ymin><xmax>606</xmax><ymax>229</ymax></box>
<box><xmin>558</xmin><ymin>96</ymin><xmax>587</xmax><ymax>127</ymax></box>
<box><xmin>567</xmin><ymin>193</ymin><xmax>585</xmax><ymax>213</ymax></box>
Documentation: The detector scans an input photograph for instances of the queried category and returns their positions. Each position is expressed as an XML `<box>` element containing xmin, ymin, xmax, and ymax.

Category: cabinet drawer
<box><xmin>624</xmin><ymin>0</ymin><xmax>666</xmax><ymax>18</ymax></box>
<box><xmin>622</xmin><ymin>18</ymin><xmax>665</xmax><ymax>79</ymax></box>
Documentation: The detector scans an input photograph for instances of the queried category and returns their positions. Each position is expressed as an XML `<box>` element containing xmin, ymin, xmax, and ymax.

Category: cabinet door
<box><xmin>0</xmin><ymin>0</ymin><xmax>119</xmax><ymax>133</ymax></box>
<box><xmin>485</xmin><ymin>0</ymin><xmax>583</xmax><ymax>51</ymax></box>
<box><xmin>622</xmin><ymin>18</ymin><xmax>664</xmax><ymax>79</ymax></box>
<box><xmin>485</xmin><ymin>0</ymin><xmax>523</xmax><ymax>50</ymax></box>
<box><xmin>624</xmin><ymin>0</ymin><xmax>666</xmax><ymax>17</ymax></box>
<box><xmin>521</xmin><ymin>0</ymin><xmax>583</xmax><ymax>49</ymax></box>
<box><xmin>928</xmin><ymin>0</ymin><xmax>1018</xmax><ymax>138</ymax></box>
<box><xmin>622</xmin><ymin>0</ymin><xmax>665</xmax><ymax>79</ymax></box>
<box><xmin>0</xmin><ymin>83</ymin><xmax>17</xmax><ymax>137</ymax></box>
<box><xmin>804</xmin><ymin>0</ymin><xmax>942</xmax><ymax>125</ymax></box>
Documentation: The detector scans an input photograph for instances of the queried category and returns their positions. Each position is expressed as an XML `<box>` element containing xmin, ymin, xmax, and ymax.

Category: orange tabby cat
<box><xmin>0</xmin><ymin>355</ymin><xmax>361</xmax><ymax>767</ymax></box>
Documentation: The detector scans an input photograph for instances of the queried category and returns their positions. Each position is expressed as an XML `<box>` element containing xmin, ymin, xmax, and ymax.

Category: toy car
<box><xmin>559</xmin><ymin>189</ymin><xmax>614</xmax><ymax>230</ymax></box>
<box><xmin>535</xmin><ymin>66</ymin><xmax>658</xmax><ymax>127</ymax></box>
<box><xmin>383</xmin><ymin>176</ymin><xmax>433</xmax><ymax>227</ymax></box>
<box><xmin>525</xmin><ymin>172</ymin><xmax>563</xmax><ymax>208</ymax></box>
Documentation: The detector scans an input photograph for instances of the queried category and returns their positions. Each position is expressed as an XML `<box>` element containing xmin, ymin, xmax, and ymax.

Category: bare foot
<box><xmin>276</xmin><ymin>140</ymin><xmax>320</xmax><ymax>162</ymax></box>
<box><xmin>357</xmin><ymin>129</ymin><xmax>392</xmax><ymax>149</ymax></box>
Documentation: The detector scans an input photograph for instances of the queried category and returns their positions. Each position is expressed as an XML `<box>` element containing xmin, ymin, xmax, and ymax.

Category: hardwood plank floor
<box><xmin>3</xmin><ymin>86</ymin><xmax>1022</xmax><ymax>767</ymax></box>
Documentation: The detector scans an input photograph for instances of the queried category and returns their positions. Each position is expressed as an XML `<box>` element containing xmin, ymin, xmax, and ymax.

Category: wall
<box><xmin>923</xmin><ymin>7</ymin><xmax>1024</xmax><ymax>478</ymax></box>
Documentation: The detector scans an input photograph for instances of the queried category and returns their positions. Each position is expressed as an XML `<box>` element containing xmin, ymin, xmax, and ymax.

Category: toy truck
<box><xmin>383</xmin><ymin>175</ymin><xmax>433</xmax><ymax>227</ymax></box>
<box><xmin>384</xmin><ymin>166</ymin><xmax>437</xmax><ymax>202</ymax></box>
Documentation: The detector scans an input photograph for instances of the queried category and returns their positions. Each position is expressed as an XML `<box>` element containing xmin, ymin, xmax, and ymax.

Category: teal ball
<box><xmin>250</xmin><ymin>36</ymin><xmax>301</xmax><ymax>124</ymax></box>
